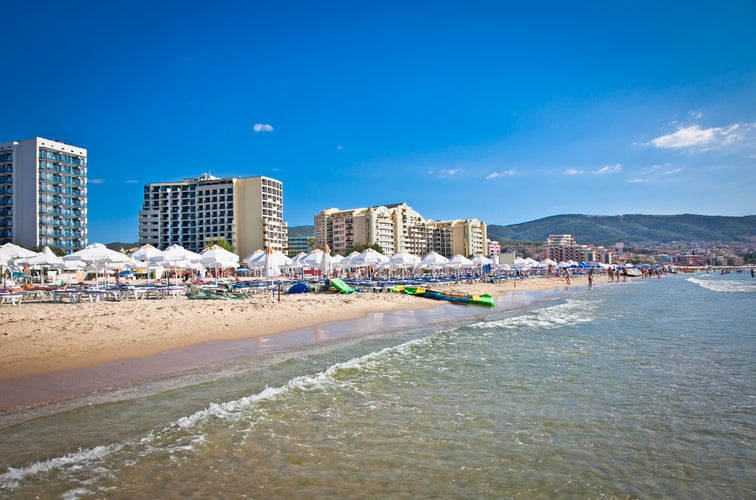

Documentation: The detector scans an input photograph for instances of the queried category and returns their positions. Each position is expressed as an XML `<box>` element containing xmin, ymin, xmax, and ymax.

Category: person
<box><xmin>588</xmin><ymin>269</ymin><xmax>593</xmax><ymax>288</ymax></box>
<box><xmin>565</xmin><ymin>268</ymin><xmax>571</xmax><ymax>285</ymax></box>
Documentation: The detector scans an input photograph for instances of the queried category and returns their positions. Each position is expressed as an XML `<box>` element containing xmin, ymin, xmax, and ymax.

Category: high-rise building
<box><xmin>0</xmin><ymin>137</ymin><xmax>88</xmax><ymax>252</ymax></box>
<box><xmin>138</xmin><ymin>173</ymin><xmax>287</xmax><ymax>258</ymax></box>
<box><xmin>314</xmin><ymin>202</ymin><xmax>487</xmax><ymax>258</ymax></box>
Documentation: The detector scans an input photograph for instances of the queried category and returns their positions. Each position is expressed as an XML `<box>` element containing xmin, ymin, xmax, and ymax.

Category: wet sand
<box><xmin>0</xmin><ymin>275</ymin><xmax>602</xmax><ymax>411</ymax></box>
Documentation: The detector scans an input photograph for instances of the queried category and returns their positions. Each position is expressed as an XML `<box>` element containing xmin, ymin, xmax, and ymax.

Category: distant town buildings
<box><xmin>138</xmin><ymin>173</ymin><xmax>287</xmax><ymax>258</ymax></box>
<box><xmin>0</xmin><ymin>137</ymin><xmax>88</xmax><ymax>252</ymax></box>
<box><xmin>542</xmin><ymin>234</ymin><xmax>613</xmax><ymax>264</ymax></box>
<box><xmin>314</xmin><ymin>202</ymin><xmax>487</xmax><ymax>258</ymax></box>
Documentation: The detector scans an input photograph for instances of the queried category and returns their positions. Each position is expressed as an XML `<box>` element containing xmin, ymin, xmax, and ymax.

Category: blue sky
<box><xmin>4</xmin><ymin>1</ymin><xmax>755</xmax><ymax>243</ymax></box>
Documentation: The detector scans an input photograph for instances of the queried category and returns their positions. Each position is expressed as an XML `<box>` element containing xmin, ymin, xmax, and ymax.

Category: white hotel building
<box><xmin>138</xmin><ymin>173</ymin><xmax>287</xmax><ymax>258</ymax></box>
<box><xmin>0</xmin><ymin>137</ymin><xmax>88</xmax><ymax>252</ymax></box>
<box><xmin>314</xmin><ymin>202</ymin><xmax>487</xmax><ymax>258</ymax></box>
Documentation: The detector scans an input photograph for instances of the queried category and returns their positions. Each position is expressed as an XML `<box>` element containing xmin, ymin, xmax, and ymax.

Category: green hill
<box><xmin>487</xmin><ymin>214</ymin><xmax>756</xmax><ymax>246</ymax></box>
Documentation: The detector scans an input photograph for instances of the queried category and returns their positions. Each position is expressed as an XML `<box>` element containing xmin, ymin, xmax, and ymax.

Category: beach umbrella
<box><xmin>349</xmin><ymin>248</ymin><xmax>389</xmax><ymax>267</ymax></box>
<box><xmin>263</xmin><ymin>247</ymin><xmax>281</xmax><ymax>278</ymax></box>
<box><xmin>149</xmin><ymin>244</ymin><xmax>202</xmax><ymax>284</ymax></box>
<box><xmin>242</xmin><ymin>249</ymin><xmax>265</xmax><ymax>267</ymax></box>
<box><xmin>15</xmin><ymin>246</ymin><xmax>64</xmax><ymax>284</ymax></box>
<box><xmin>389</xmin><ymin>252</ymin><xmax>421</xmax><ymax>269</ymax></box>
<box><xmin>129</xmin><ymin>243</ymin><xmax>163</xmax><ymax>262</ymax></box>
<box><xmin>64</xmin><ymin>242</ymin><xmax>135</xmax><ymax>288</ymax></box>
<box><xmin>420</xmin><ymin>251</ymin><xmax>449</xmax><ymax>269</ymax></box>
<box><xmin>448</xmin><ymin>254</ymin><xmax>473</xmax><ymax>268</ymax></box>
<box><xmin>0</xmin><ymin>243</ymin><xmax>38</xmax><ymax>261</ymax></box>
<box><xmin>200</xmin><ymin>244</ymin><xmax>240</xmax><ymax>270</ymax></box>
<box><xmin>302</xmin><ymin>248</ymin><xmax>325</xmax><ymax>268</ymax></box>
<box><xmin>320</xmin><ymin>244</ymin><xmax>333</xmax><ymax>276</ymax></box>
<box><xmin>472</xmin><ymin>254</ymin><xmax>494</xmax><ymax>266</ymax></box>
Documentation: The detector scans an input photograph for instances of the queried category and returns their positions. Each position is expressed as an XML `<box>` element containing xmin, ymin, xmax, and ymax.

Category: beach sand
<box><xmin>0</xmin><ymin>275</ymin><xmax>603</xmax><ymax>410</ymax></box>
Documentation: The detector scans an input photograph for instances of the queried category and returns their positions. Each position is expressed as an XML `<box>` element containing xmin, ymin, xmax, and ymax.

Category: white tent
<box><xmin>471</xmin><ymin>254</ymin><xmax>494</xmax><ymax>266</ymax></box>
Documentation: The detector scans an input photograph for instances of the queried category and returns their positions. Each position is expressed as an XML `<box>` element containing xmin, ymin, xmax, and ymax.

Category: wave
<box><xmin>687</xmin><ymin>276</ymin><xmax>756</xmax><ymax>294</ymax></box>
<box><xmin>470</xmin><ymin>297</ymin><xmax>599</xmax><ymax>332</ymax></box>
<box><xmin>0</xmin><ymin>334</ymin><xmax>440</xmax><ymax>493</ymax></box>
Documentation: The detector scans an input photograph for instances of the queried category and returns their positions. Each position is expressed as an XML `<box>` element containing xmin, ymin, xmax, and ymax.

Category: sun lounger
<box><xmin>52</xmin><ymin>290</ymin><xmax>81</xmax><ymax>304</ymax></box>
<box><xmin>0</xmin><ymin>293</ymin><xmax>24</xmax><ymax>306</ymax></box>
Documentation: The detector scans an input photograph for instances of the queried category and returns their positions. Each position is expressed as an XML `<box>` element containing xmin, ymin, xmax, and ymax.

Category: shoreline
<box><xmin>0</xmin><ymin>275</ymin><xmax>604</xmax><ymax>411</ymax></box>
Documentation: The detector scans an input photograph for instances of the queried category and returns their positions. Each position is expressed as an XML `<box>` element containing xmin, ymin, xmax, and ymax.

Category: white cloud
<box><xmin>428</xmin><ymin>168</ymin><xmax>460</xmax><ymax>178</ymax></box>
<box><xmin>336</xmin><ymin>145</ymin><xmax>343</xmax><ymax>151</ymax></box>
<box><xmin>649</xmin><ymin>123</ymin><xmax>753</xmax><ymax>150</ymax></box>
<box><xmin>486</xmin><ymin>169</ymin><xmax>517</xmax><ymax>180</ymax></box>
<box><xmin>662</xmin><ymin>167</ymin><xmax>684</xmax><ymax>175</ymax></box>
<box><xmin>253</xmin><ymin>123</ymin><xmax>274</xmax><ymax>133</ymax></box>
<box><xmin>89</xmin><ymin>179</ymin><xmax>104</xmax><ymax>184</ymax></box>
<box><xmin>595</xmin><ymin>164</ymin><xmax>622</xmax><ymax>175</ymax></box>
<box><xmin>125</xmin><ymin>179</ymin><xmax>139</xmax><ymax>184</ymax></box>
<box><xmin>563</xmin><ymin>168</ymin><xmax>584</xmax><ymax>175</ymax></box>
<box><xmin>627</xmin><ymin>178</ymin><xmax>647</xmax><ymax>184</ymax></box>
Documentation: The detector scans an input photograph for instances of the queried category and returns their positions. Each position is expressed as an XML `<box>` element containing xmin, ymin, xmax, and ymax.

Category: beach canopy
<box><xmin>472</xmin><ymin>254</ymin><xmax>494</xmax><ymax>266</ymax></box>
<box><xmin>420</xmin><ymin>251</ymin><xmax>449</xmax><ymax>269</ymax></box>
<box><xmin>151</xmin><ymin>244</ymin><xmax>202</xmax><ymax>268</ymax></box>
<box><xmin>129</xmin><ymin>244</ymin><xmax>163</xmax><ymax>262</ymax></box>
<box><xmin>302</xmin><ymin>249</ymin><xmax>325</xmax><ymax>268</ymax></box>
<box><xmin>64</xmin><ymin>243</ymin><xmax>134</xmax><ymax>267</ymax></box>
<box><xmin>15</xmin><ymin>246</ymin><xmax>63</xmax><ymax>267</ymax></box>
<box><xmin>389</xmin><ymin>252</ymin><xmax>421</xmax><ymax>269</ymax></box>
<box><xmin>348</xmin><ymin>248</ymin><xmax>389</xmax><ymax>267</ymax></box>
<box><xmin>242</xmin><ymin>249</ymin><xmax>265</xmax><ymax>267</ymax></box>
<box><xmin>200</xmin><ymin>244</ymin><xmax>240</xmax><ymax>269</ymax></box>
<box><xmin>0</xmin><ymin>243</ymin><xmax>38</xmax><ymax>261</ymax></box>
<box><xmin>448</xmin><ymin>254</ymin><xmax>473</xmax><ymax>268</ymax></box>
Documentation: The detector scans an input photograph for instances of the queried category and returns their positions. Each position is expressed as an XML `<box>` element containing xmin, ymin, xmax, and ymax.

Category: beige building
<box><xmin>138</xmin><ymin>173</ymin><xmax>287</xmax><ymax>258</ymax></box>
<box><xmin>544</xmin><ymin>234</ymin><xmax>596</xmax><ymax>262</ymax></box>
<box><xmin>314</xmin><ymin>202</ymin><xmax>486</xmax><ymax>258</ymax></box>
<box><xmin>0</xmin><ymin>137</ymin><xmax>88</xmax><ymax>252</ymax></box>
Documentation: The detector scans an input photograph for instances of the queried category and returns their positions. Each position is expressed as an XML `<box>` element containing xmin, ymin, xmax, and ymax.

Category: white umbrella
<box><xmin>242</xmin><ymin>249</ymin><xmax>265</xmax><ymax>267</ymax></box>
<box><xmin>302</xmin><ymin>249</ymin><xmax>325</xmax><ymax>268</ymax></box>
<box><xmin>15</xmin><ymin>246</ymin><xmax>64</xmax><ymax>284</ymax></box>
<box><xmin>16</xmin><ymin>246</ymin><xmax>63</xmax><ymax>267</ymax></box>
<box><xmin>389</xmin><ymin>252</ymin><xmax>421</xmax><ymax>269</ymax></box>
<box><xmin>472</xmin><ymin>254</ymin><xmax>494</xmax><ymax>266</ymax></box>
<box><xmin>338</xmin><ymin>251</ymin><xmax>360</xmax><ymax>268</ymax></box>
<box><xmin>129</xmin><ymin>244</ymin><xmax>163</xmax><ymax>262</ymax></box>
<box><xmin>64</xmin><ymin>242</ymin><xmax>135</xmax><ymax>288</ymax></box>
<box><xmin>149</xmin><ymin>244</ymin><xmax>202</xmax><ymax>284</ymax></box>
<box><xmin>349</xmin><ymin>248</ymin><xmax>390</xmax><ymax>267</ymax></box>
<box><xmin>0</xmin><ymin>243</ymin><xmax>38</xmax><ymax>261</ymax></box>
<box><xmin>263</xmin><ymin>247</ymin><xmax>281</xmax><ymax>278</ymax></box>
<box><xmin>320</xmin><ymin>245</ymin><xmax>333</xmax><ymax>276</ymax></box>
<box><xmin>200</xmin><ymin>244</ymin><xmax>240</xmax><ymax>269</ymax></box>
<box><xmin>420</xmin><ymin>251</ymin><xmax>449</xmax><ymax>269</ymax></box>
<box><xmin>448</xmin><ymin>254</ymin><xmax>473</xmax><ymax>268</ymax></box>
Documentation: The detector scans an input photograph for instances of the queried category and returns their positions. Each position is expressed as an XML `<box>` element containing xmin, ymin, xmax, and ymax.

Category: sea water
<box><xmin>0</xmin><ymin>273</ymin><xmax>754</xmax><ymax>498</ymax></box>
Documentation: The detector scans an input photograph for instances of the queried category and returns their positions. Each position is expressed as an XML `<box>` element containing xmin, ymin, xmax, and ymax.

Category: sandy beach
<box><xmin>0</xmin><ymin>275</ymin><xmax>603</xmax><ymax>409</ymax></box>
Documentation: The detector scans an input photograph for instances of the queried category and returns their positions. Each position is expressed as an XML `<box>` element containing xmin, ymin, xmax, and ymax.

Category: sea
<box><xmin>0</xmin><ymin>272</ymin><xmax>754</xmax><ymax>499</ymax></box>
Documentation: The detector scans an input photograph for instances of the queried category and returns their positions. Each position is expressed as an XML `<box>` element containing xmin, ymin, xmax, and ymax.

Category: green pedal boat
<box><xmin>390</xmin><ymin>285</ymin><xmax>495</xmax><ymax>307</ymax></box>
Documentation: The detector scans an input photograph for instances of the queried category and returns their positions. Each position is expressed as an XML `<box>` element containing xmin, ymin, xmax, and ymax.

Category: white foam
<box><xmin>687</xmin><ymin>276</ymin><xmax>756</xmax><ymax>293</ymax></box>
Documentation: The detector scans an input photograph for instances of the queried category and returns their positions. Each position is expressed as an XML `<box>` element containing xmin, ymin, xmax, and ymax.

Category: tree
<box><xmin>207</xmin><ymin>238</ymin><xmax>235</xmax><ymax>252</ymax></box>
<box><xmin>343</xmin><ymin>242</ymin><xmax>383</xmax><ymax>255</ymax></box>
<box><xmin>31</xmin><ymin>245</ymin><xmax>66</xmax><ymax>256</ymax></box>
<box><xmin>306</xmin><ymin>237</ymin><xmax>316</xmax><ymax>251</ymax></box>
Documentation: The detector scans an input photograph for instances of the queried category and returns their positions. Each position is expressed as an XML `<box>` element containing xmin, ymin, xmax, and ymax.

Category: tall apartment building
<box><xmin>314</xmin><ymin>202</ymin><xmax>487</xmax><ymax>258</ymax></box>
<box><xmin>0</xmin><ymin>137</ymin><xmax>87</xmax><ymax>252</ymax></box>
<box><xmin>544</xmin><ymin>234</ymin><xmax>596</xmax><ymax>262</ymax></box>
<box><xmin>138</xmin><ymin>173</ymin><xmax>287</xmax><ymax>259</ymax></box>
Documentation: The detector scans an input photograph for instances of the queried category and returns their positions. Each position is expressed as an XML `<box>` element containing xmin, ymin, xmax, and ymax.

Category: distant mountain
<box><xmin>487</xmin><ymin>214</ymin><xmax>756</xmax><ymax>246</ymax></box>
<box><xmin>288</xmin><ymin>225</ymin><xmax>314</xmax><ymax>238</ymax></box>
